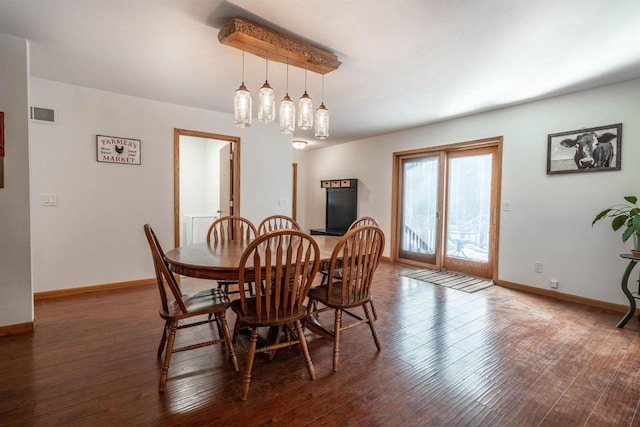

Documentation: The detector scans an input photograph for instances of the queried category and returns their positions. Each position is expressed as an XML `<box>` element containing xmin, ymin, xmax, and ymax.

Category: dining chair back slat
<box><xmin>349</xmin><ymin>216</ymin><xmax>380</xmax><ymax>230</ymax></box>
<box><xmin>319</xmin><ymin>216</ymin><xmax>382</xmax><ymax>319</ymax></box>
<box><xmin>237</xmin><ymin>230</ymin><xmax>318</xmax><ymax>321</ymax></box>
<box><xmin>145</xmin><ymin>224</ymin><xmax>186</xmax><ymax>313</ymax></box>
<box><xmin>207</xmin><ymin>215</ymin><xmax>257</xmax><ymax>243</ymax></box>
<box><xmin>207</xmin><ymin>215</ymin><xmax>258</xmax><ymax>297</ymax></box>
<box><xmin>328</xmin><ymin>226</ymin><xmax>384</xmax><ymax>306</ymax></box>
<box><xmin>258</xmin><ymin>214</ymin><xmax>301</xmax><ymax>235</ymax></box>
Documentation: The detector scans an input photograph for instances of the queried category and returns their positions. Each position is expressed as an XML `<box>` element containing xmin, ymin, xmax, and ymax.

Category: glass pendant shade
<box><xmin>279</xmin><ymin>94</ymin><xmax>295</xmax><ymax>134</ymax></box>
<box><xmin>297</xmin><ymin>91</ymin><xmax>313</xmax><ymax>130</ymax></box>
<box><xmin>234</xmin><ymin>83</ymin><xmax>252</xmax><ymax>127</ymax></box>
<box><xmin>314</xmin><ymin>102</ymin><xmax>329</xmax><ymax>139</ymax></box>
<box><xmin>258</xmin><ymin>81</ymin><xmax>275</xmax><ymax>123</ymax></box>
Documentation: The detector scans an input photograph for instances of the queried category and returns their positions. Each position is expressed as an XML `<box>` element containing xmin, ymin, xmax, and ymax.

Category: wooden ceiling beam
<box><xmin>218</xmin><ymin>18</ymin><xmax>341</xmax><ymax>75</ymax></box>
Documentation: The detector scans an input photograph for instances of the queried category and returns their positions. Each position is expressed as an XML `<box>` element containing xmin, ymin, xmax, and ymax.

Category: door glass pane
<box><xmin>446</xmin><ymin>154</ymin><xmax>492</xmax><ymax>262</ymax></box>
<box><xmin>401</xmin><ymin>157</ymin><xmax>438</xmax><ymax>256</ymax></box>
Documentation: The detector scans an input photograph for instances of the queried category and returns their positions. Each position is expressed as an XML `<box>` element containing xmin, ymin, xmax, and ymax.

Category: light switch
<box><xmin>41</xmin><ymin>193</ymin><xmax>58</xmax><ymax>206</ymax></box>
<box><xmin>502</xmin><ymin>201</ymin><xmax>510</xmax><ymax>211</ymax></box>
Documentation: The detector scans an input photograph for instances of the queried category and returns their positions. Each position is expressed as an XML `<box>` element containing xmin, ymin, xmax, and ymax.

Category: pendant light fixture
<box><xmin>258</xmin><ymin>51</ymin><xmax>275</xmax><ymax>123</ymax></box>
<box><xmin>220</xmin><ymin>18</ymin><xmax>342</xmax><ymax>137</ymax></box>
<box><xmin>279</xmin><ymin>60</ymin><xmax>295</xmax><ymax>134</ymax></box>
<box><xmin>314</xmin><ymin>73</ymin><xmax>329</xmax><ymax>139</ymax></box>
<box><xmin>298</xmin><ymin>70</ymin><xmax>313</xmax><ymax>130</ymax></box>
<box><xmin>292</xmin><ymin>140</ymin><xmax>308</xmax><ymax>150</ymax></box>
<box><xmin>233</xmin><ymin>48</ymin><xmax>251</xmax><ymax>127</ymax></box>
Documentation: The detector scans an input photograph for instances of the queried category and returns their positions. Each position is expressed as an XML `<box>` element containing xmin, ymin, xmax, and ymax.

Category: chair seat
<box><xmin>191</xmin><ymin>287</ymin><xmax>226</xmax><ymax>299</ymax></box>
<box><xmin>161</xmin><ymin>290</ymin><xmax>230</xmax><ymax>319</ymax></box>
<box><xmin>308</xmin><ymin>284</ymin><xmax>371</xmax><ymax>309</ymax></box>
<box><xmin>230</xmin><ymin>298</ymin><xmax>308</xmax><ymax>326</ymax></box>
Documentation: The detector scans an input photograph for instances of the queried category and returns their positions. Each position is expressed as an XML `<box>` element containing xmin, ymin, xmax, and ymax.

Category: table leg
<box><xmin>617</xmin><ymin>260</ymin><xmax>638</xmax><ymax>328</ymax></box>
<box><xmin>266</xmin><ymin>326</ymin><xmax>282</xmax><ymax>361</ymax></box>
<box><xmin>305</xmin><ymin>315</ymin><xmax>334</xmax><ymax>340</ymax></box>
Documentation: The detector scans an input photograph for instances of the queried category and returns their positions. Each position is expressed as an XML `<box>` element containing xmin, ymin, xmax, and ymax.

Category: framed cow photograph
<box><xmin>547</xmin><ymin>123</ymin><xmax>622</xmax><ymax>174</ymax></box>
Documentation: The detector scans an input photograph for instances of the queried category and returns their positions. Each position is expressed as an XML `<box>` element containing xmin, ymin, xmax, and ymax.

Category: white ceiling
<box><xmin>1</xmin><ymin>0</ymin><xmax>640</xmax><ymax>149</ymax></box>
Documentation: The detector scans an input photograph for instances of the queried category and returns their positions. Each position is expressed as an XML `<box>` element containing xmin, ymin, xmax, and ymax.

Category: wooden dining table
<box><xmin>164</xmin><ymin>234</ymin><xmax>343</xmax><ymax>355</ymax></box>
<box><xmin>164</xmin><ymin>234</ymin><xmax>342</xmax><ymax>282</ymax></box>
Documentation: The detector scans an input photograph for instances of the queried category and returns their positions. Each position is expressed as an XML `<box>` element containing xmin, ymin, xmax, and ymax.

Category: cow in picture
<box><xmin>560</xmin><ymin>131</ymin><xmax>617</xmax><ymax>169</ymax></box>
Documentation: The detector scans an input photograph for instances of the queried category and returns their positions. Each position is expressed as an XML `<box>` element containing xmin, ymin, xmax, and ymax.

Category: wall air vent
<box><xmin>30</xmin><ymin>106</ymin><xmax>57</xmax><ymax>124</ymax></box>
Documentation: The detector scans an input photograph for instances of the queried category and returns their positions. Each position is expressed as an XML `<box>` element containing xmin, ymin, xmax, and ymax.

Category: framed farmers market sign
<box><xmin>96</xmin><ymin>135</ymin><xmax>141</xmax><ymax>165</ymax></box>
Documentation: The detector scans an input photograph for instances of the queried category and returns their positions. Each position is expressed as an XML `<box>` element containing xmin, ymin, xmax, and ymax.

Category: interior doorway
<box><xmin>392</xmin><ymin>137</ymin><xmax>502</xmax><ymax>280</ymax></box>
<box><xmin>173</xmin><ymin>129</ymin><xmax>240</xmax><ymax>248</ymax></box>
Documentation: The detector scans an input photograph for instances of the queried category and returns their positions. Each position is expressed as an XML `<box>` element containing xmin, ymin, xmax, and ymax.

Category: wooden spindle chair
<box><xmin>307</xmin><ymin>225</ymin><xmax>385</xmax><ymax>372</ymax></box>
<box><xmin>231</xmin><ymin>229</ymin><xmax>320</xmax><ymax>400</ymax></box>
<box><xmin>143</xmin><ymin>224</ymin><xmax>238</xmax><ymax>392</ymax></box>
<box><xmin>349</xmin><ymin>216</ymin><xmax>380</xmax><ymax>229</ymax></box>
<box><xmin>319</xmin><ymin>216</ymin><xmax>382</xmax><ymax>319</ymax></box>
<box><xmin>257</xmin><ymin>214</ymin><xmax>301</xmax><ymax>235</ymax></box>
<box><xmin>207</xmin><ymin>215</ymin><xmax>258</xmax><ymax>296</ymax></box>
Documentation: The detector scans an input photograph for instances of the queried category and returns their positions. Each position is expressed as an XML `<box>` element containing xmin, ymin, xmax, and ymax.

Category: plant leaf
<box><xmin>612</xmin><ymin>214</ymin><xmax>628</xmax><ymax>231</ymax></box>
<box><xmin>592</xmin><ymin>208</ymin><xmax>612</xmax><ymax>225</ymax></box>
<box><xmin>625</xmin><ymin>196</ymin><xmax>638</xmax><ymax>205</ymax></box>
<box><xmin>633</xmin><ymin>215</ymin><xmax>640</xmax><ymax>232</ymax></box>
<box><xmin>622</xmin><ymin>224</ymin><xmax>635</xmax><ymax>242</ymax></box>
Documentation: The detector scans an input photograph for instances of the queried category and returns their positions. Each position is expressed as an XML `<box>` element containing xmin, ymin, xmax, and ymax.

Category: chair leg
<box><xmin>241</xmin><ymin>328</ymin><xmax>259</xmax><ymax>401</ymax></box>
<box><xmin>157</xmin><ymin>320</ymin><xmax>169</xmax><ymax>358</ymax></box>
<box><xmin>308</xmin><ymin>299</ymin><xmax>320</xmax><ymax>322</ymax></box>
<box><xmin>369</xmin><ymin>298</ymin><xmax>378</xmax><ymax>321</ymax></box>
<box><xmin>217</xmin><ymin>312</ymin><xmax>238</xmax><ymax>372</ymax></box>
<box><xmin>267</xmin><ymin>325</ymin><xmax>283</xmax><ymax>361</ymax></box>
<box><xmin>159</xmin><ymin>320</ymin><xmax>178</xmax><ymax>392</ymax></box>
<box><xmin>320</xmin><ymin>272</ymin><xmax>328</xmax><ymax>285</ymax></box>
<box><xmin>232</xmin><ymin>316</ymin><xmax>241</xmax><ymax>345</ymax></box>
<box><xmin>364</xmin><ymin>303</ymin><xmax>381</xmax><ymax>351</ymax></box>
<box><xmin>247</xmin><ymin>281</ymin><xmax>255</xmax><ymax>297</ymax></box>
<box><xmin>333</xmin><ymin>309</ymin><xmax>342</xmax><ymax>372</ymax></box>
<box><xmin>295</xmin><ymin>320</ymin><xmax>316</xmax><ymax>380</ymax></box>
<box><xmin>213</xmin><ymin>315</ymin><xmax>223</xmax><ymax>344</ymax></box>
<box><xmin>218</xmin><ymin>281</ymin><xmax>230</xmax><ymax>295</ymax></box>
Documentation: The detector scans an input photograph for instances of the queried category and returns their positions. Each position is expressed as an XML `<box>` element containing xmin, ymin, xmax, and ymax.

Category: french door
<box><xmin>395</xmin><ymin>140</ymin><xmax>500</xmax><ymax>279</ymax></box>
<box><xmin>398</xmin><ymin>153</ymin><xmax>441</xmax><ymax>265</ymax></box>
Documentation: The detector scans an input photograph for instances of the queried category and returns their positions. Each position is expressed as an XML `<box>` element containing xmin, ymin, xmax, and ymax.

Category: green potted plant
<box><xmin>593</xmin><ymin>196</ymin><xmax>640</xmax><ymax>256</ymax></box>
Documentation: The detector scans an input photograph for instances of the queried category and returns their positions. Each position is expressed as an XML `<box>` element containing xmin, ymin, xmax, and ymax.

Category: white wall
<box><xmin>302</xmin><ymin>78</ymin><xmax>640</xmax><ymax>306</ymax></box>
<box><xmin>0</xmin><ymin>34</ymin><xmax>32</xmax><ymax>327</ymax></box>
<box><xmin>20</xmin><ymin>67</ymin><xmax>640</xmax><ymax>309</ymax></box>
<box><xmin>29</xmin><ymin>78</ymin><xmax>293</xmax><ymax>292</ymax></box>
<box><xmin>293</xmin><ymin>150</ymin><xmax>307</xmax><ymax>230</ymax></box>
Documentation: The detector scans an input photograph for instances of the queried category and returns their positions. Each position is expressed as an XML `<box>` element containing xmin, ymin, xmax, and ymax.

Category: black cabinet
<box><xmin>310</xmin><ymin>179</ymin><xmax>357</xmax><ymax>236</ymax></box>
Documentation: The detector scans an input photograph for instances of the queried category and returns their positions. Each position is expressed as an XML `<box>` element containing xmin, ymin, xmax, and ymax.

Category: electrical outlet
<box><xmin>550</xmin><ymin>279</ymin><xmax>558</xmax><ymax>289</ymax></box>
<box><xmin>278</xmin><ymin>199</ymin><xmax>288</xmax><ymax>206</ymax></box>
<box><xmin>502</xmin><ymin>201</ymin><xmax>511</xmax><ymax>211</ymax></box>
<box><xmin>534</xmin><ymin>261</ymin><xmax>543</xmax><ymax>273</ymax></box>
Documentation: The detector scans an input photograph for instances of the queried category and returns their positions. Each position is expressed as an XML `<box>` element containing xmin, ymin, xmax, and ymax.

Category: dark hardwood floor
<box><xmin>2</xmin><ymin>261</ymin><xmax>640</xmax><ymax>426</ymax></box>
